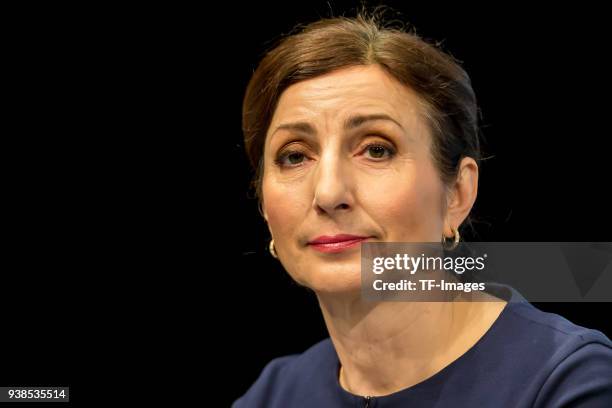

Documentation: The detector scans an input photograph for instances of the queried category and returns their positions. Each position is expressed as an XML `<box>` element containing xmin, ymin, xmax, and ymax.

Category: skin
<box><xmin>260</xmin><ymin>64</ymin><xmax>507</xmax><ymax>397</ymax></box>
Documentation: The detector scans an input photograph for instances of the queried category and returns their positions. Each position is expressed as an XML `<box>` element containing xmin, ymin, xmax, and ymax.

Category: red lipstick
<box><xmin>307</xmin><ymin>234</ymin><xmax>370</xmax><ymax>253</ymax></box>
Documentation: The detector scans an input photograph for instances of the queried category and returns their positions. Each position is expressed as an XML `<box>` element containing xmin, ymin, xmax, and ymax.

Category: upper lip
<box><xmin>308</xmin><ymin>234</ymin><xmax>371</xmax><ymax>245</ymax></box>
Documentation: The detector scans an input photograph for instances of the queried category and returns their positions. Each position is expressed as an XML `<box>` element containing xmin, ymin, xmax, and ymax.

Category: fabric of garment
<box><xmin>233</xmin><ymin>284</ymin><xmax>612</xmax><ymax>407</ymax></box>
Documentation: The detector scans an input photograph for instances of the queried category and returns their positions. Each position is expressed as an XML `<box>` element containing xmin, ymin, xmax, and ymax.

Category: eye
<box><xmin>274</xmin><ymin>150</ymin><xmax>308</xmax><ymax>168</ymax></box>
<box><xmin>362</xmin><ymin>143</ymin><xmax>396</xmax><ymax>160</ymax></box>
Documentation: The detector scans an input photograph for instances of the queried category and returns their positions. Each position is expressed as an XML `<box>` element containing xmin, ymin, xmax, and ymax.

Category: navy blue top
<box><xmin>233</xmin><ymin>284</ymin><xmax>612</xmax><ymax>407</ymax></box>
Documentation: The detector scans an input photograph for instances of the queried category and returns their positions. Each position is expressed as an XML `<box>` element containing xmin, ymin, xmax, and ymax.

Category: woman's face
<box><xmin>261</xmin><ymin>64</ymin><xmax>463</xmax><ymax>294</ymax></box>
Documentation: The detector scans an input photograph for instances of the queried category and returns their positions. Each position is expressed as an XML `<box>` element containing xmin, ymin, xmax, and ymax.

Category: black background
<box><xmin>4</xmin><ymin>1</ymin><xmax>611</xmax><ymax>405</ymax></box>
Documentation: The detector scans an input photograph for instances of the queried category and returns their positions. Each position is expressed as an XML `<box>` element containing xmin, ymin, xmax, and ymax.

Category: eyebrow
<box><xmin>271</xmin><ymin>113</ymin><xmax>404</xmax><ymax>137</ymax></box>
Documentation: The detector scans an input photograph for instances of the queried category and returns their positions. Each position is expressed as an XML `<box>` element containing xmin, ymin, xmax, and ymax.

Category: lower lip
<box><xmin>308</xmin><ymin>238</ymin><xmax>369</xmax><ymax>253</ymax></box>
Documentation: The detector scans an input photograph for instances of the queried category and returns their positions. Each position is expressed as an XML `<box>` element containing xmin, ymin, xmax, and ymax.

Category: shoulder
<box><xmin>534</xmin><ymin>339</ymin><xmax>612</xmax><ymax>407</ymax></box>
<box><xmin>504</xmin><ymin>300</ymin><xmax>611</xmax><ymax>352</ymax></box>
<box><xmin>491</xmin><ymin>300</ymin><xmax>612</xmax><ymax>406</ymax></box>
<box><xmin>485</xmin><ymin>284</ymin><xmax>611</xmax><ymax>354</ymax></box>
<box><xmin>232</xmin><ymin>338</ymin><xmax>336</xmax><ymax>408</ymax></box>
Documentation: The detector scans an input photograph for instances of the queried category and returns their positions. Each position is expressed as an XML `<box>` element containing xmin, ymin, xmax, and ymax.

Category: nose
<box><xmin>312</xmin><ymin>150</ymin><xmax>354</xmax><ymax>216</ymax></box>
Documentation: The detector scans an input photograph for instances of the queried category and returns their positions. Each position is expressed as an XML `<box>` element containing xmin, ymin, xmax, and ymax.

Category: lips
<box><xmin>307</xmin><ymin>234</ymin><xmax>371</xmax><ymax>253</ymax></box>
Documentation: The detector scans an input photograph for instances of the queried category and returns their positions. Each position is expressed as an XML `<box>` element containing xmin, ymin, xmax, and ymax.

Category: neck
<box><xmin>316</xmin><ymin>290</ymin><xmax>502</xmax><ymax>397</ymax></box>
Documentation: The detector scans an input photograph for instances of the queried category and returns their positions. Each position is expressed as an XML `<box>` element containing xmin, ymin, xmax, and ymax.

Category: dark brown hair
<box><xmin>242</xmin><ymin>11</ymin><xmax>481</xmax><ymax>231</ymax></box>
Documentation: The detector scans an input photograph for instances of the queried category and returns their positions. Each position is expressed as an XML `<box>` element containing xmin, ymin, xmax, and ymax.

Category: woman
<box><xmin>233</xmin><ymin>13</ymin><xmax>612</xmax><ymax>407</ymax></box>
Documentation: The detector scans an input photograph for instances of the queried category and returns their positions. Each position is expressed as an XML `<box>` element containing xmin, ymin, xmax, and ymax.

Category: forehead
<box><xmin>269</xmin><ymin>64</ymin><xmax>429</xmax><ymax>131</ymax></box>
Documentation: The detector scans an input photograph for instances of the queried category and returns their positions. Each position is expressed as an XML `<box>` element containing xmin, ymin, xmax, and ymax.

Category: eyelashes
<box><xmin>273</xmin><ymin>142</ymin><xmax>397</xmax><ymax>169</ymax></box>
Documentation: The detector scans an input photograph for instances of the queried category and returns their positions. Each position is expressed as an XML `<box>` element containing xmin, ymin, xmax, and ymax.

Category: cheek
<box><xmin>262</xmin><ymin>176</ymin><xmax>308</xmax><ymax>239</ymax></box>
<box><xmin>364</xmin><ymin>164</ymin><xmax>445</xmax><ymax>240</ymax></box>
<box><xmin>262</xmin><ymin>176</ymin><xmax>313</xmax><ymax>286</ymax></box>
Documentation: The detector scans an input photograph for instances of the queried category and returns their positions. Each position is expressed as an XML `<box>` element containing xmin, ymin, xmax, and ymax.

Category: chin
<box><xmin>295</xmin><ymin>265</ymin><xmax>363</xmax><ymax>295</ymax></box>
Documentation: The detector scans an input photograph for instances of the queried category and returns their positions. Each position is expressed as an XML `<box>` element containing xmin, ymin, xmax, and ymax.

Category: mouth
<box><xmin>307</xmin><ymin>234</ymin><xmax>372</xmax><ymax>254</ymax></box>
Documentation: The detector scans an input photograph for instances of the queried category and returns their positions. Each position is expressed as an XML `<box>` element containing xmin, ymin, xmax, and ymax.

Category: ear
<box><xmin>444</xmin><ymin>157</ymin><xmax>479</xmax><ymax>237</ymax></box>
<box><xmin>259</xmin><ymin>201</ymin><xmax>274</xmax><ymax>236</ymax></box>
<box><xmin>260</xmin><ymin>201</ymin><xmax>269</xmax><ymax>223</ymax></box>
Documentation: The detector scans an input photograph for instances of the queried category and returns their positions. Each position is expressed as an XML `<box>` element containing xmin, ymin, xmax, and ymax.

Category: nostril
<box><xmin>314</xmin><ymin>200</ymin><xmax>351</xmax><ymax>214</ymax></box>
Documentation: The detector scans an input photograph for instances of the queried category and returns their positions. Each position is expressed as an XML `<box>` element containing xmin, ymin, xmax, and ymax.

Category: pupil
<box><xmin>370</xmin><ymin>146</ymin><xmax>384</xmax><ymax>158</ymax></box>
<box><xmin>288</xmin><ymin>153</ymin><xmax>302</xmax><ymax>164</ymax></box>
